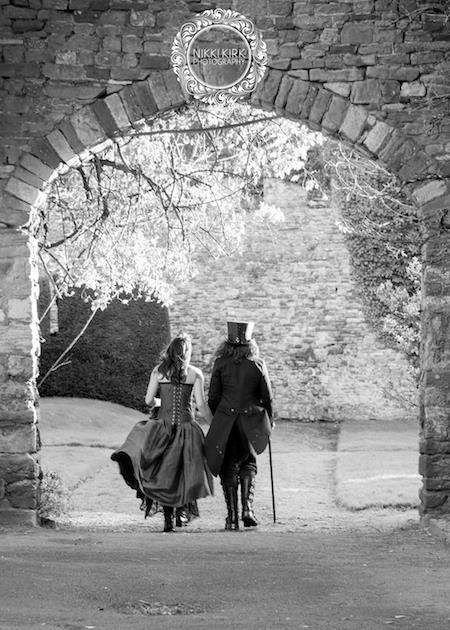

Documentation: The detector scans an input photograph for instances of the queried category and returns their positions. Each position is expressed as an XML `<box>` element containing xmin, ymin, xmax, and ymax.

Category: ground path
<box><xmin>1</xmin><ymin>399</ymin><xmax>447</xmax><ymax>629</ymax></box>
<box><xmin>39</xmin><ymin>398</ymin><xmax>418</xmax><ymax>533</ymax></box>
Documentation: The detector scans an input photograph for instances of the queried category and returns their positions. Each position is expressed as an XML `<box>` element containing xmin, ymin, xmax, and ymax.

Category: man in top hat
<box><xmin>205</xmin><ymin>321</ymin><xmax>273</xmax><ymax>530</ymax></box>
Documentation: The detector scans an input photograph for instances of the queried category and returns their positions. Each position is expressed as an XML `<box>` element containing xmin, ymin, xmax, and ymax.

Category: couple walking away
<box><xmin>111</xmin><ymin>321</ymin><xmax>274</xmax><ymax>532</ymax></box>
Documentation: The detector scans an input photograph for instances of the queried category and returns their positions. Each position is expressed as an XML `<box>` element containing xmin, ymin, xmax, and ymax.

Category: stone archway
<box><xmin>0</xmin><ymin>1</ymin><xmax>449</xmax><ymax>526</ymax></box>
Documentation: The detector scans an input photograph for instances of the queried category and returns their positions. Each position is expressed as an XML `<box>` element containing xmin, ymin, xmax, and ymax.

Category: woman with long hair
<box><xmin>111</xmin><ymin>333</ymin><xmax>213</xmax><ymax>532</ymax></box>
<box><xmin>205</xmin><ymin>321</ymin><xmax>273</xmax><ymax>531</ymax></box>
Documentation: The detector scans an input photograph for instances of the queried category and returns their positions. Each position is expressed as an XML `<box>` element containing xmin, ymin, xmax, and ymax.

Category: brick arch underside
<box><xmin>0</xmin><ymin>2</ymin><xmax>449</xmax><ymax>526</ymax></box>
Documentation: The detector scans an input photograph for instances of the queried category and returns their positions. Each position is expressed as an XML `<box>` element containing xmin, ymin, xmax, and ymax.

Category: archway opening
<box><xmin>30</xmin><ymin>99</ymin><xmax>421</xmax><ymax>531</ymax></box>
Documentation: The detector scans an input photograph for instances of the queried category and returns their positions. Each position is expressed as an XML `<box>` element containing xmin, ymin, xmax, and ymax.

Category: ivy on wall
<box><xmin>38</xmin><ymin>281</ymin><xmax>170</xmax><ymax>412</ymax></box>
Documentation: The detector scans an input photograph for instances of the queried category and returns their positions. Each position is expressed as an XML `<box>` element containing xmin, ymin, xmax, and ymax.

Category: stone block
<box><xmin>130</xmin><ymin>9</ymin><xmax>156</xmax><ymax>27</ymax></box>
<box><xmin>30</xmin><ymin>139</ymin><xmax>62</xmax><ymax>171</ymax></box>
<box><xmin>413</xmin><ymin>180</ymin><xmax>448</xmax><ymax>206</ymax></box>
<box><xmin>94</xmin><ymin>51</ymin><xmax>122</xmax><ymax>68</ymax></box>
<box><xmin>380</xmin><ymin>80</ymin><xmax>400</xmax><ymax>103</ymax></box>
<box><xmin>390</xmin><ymin>67</ymin><xmax>421</xmax><ymax>82</ymax></box>
<box><xmin>308</xmin><ymin>89</ymin><xmax>332</xmax><ymax>124</ymax></box>
<box><xmin>419</xmin><ymin>454</ymin><xmax>450</xmax><ymax>478</ymax></box>
<box><xmin>140</xmin><ymin>54</ymin><xmax>170</xmax><ymax>70</ymax></box>
<box><xmin>299</xmin><ymin>85</ymin><xmax>318</xmax><ymax>119</ymax></box>
<box><xmin>42</xmin><ymin>63</ymin><xmax>87</xmax><ymax>81</ymax></box>
<box><xmin>46</xmin><ymin>129</ymin><xmax>78</xmax><ymax>165</ymax></box>
<box><xmin>119</xmin><ymin>84</ymin><xmax>144</xmax><ymax>123</ymax></box>
<box><xmin>268</xmin><ymin>58</ymin><xmax>291</xmax><ymax>71</ymax></box>
<box><xmin>0</xmin><ymin>206</ymin><xmax>30</xmax><ymax>228</ymax></box>
<box><xmin>363</xmin><ymin>120</ymin><xmax>392</xmax><ymax>154</ymax></box>
<box><xmin>322</xmin><ymin>96</ymin><xmax>347</xmax><ymax>132</ymax></box>
<box><xmin>146</xmin><ymin>72</ymin><xmax>171</xmax><ymax>110</ymax></box>
<box><xmin>4</xmin><ymin>177</ymin><xmax>43</xmax><ymax>206</ymax></box>
<box><xmin>419</xmin><ymin>489</ymin><xmax>448</xmax><ymax>510</ymax></box>
<box><xmin>398</xmin><ymin>151</ymin><xmax>431</xmax><ymax>182</ymax></box>
<box><xmin>400</xmin><ymin>81</ymin><xmax>426</xmax><ymax>98</ymax></box>
<box><xmin>6</xmin><ymin>479</ymin><xmax>38</xmax><ymax>509</ymax></box>
<box><xmin>285</xmin><ymin>79</ymin><xmax>310</xmax><ymax>116</ymax></box>
<box><xmin>70</xmin><ymin>106</ymin><xmax>106</xmax><ymax>148</ymax></box>
<box><xmin>350</xmin><ymin>79</ymin><xmax>381</xmax><ymax>104</ymax></box>
<box><xmin>340</xmin><ymin>22</ymin><xmax>373</xmax><ymax>44</ymax></box>
<box><xmin>103</xmin><ymin>92</ymin><xmax>131</xmax><ymax>129</ymax></box>
<box><xmin>287</xmin><ymin>70</ymin><xmax>309</xmax><ymax>81</ymax></box>
<box><xmin>132</xmin><ymin>80</ymin><xmax>159</xmax><ymax>117</ymax></box>
<box><xmin>55</xmin><ymin>51</ymin><xmax>77</xmax><ymax>65</ymax></box>
<box><xmin>0</xmin><ymin>409</ymin><xmax>36</xmax><ymax>425</ymax></box>
<box><xmin>274</xmin><ymin>75</ymin><xmax>293</xmax><ymax>111</ymax></box>
<box><xmin>91</xmin><ymin>99</ymin><xmax>118</xmax><ymax>137</ymax></box>
<box><xmin>121</xmin><ymin>53</ymin><xmax>138</xmax><ymax>69</ymax></box>
<box><xmin>19</xmin><ymin>154</ymin><xmax>54</xmax><ymax>183</ymax></box>
<box><xmin>8</xmin><ymin>298</ymin><xmax>31</xmax><ymax>320</ymax></box>
<box><xmin>422</xmin><ymin>477</ymin><xmax>450</xmax><ymax>492</ymax></box>
<box><xmin>310</xmin><ymin>68</ymin><xmax>364</xmax><ymax>82</ymax></box>
<box><xmin>279</xmin><ymin>43</ymin><xmax>301</xmax><ymax>58</ymax></box>
<box><xmin>57</xmin><ymin>120</ymin><xmax>86</xmax><ymax>155</ymax></box>
<box><xmin>102</xmin><ymin>36</ymin><xmax>121</xmax><ymax>52</ymax></box>
<box><xmin>0</xmin><ymin>507</ymin><xmax>37</xmax><ymax>527</ymax></box>
<box><xmin>7</xmin><ymin>355</ymin><xmax>34</xmax><ymax>379</ymax></box>
<box><xmin>122</xmin><ymin>34</ymin><xmax>142</xmax><ymax>53</ymax></box>
<box><xmin>0</xmin><ymin>380</ymin><xmax>35</xmax><ymax>411</ymax></box>
<box><xmin>0</xmin><ymin>325</ymin><xmax>34</xmax><ymax>354</ymax></box>
<box><xmin>324</xmin><ymin>82</ymin><xmax>351</xmax><ymax>97</ymax></box>
<box><xmin>339</xmin><ymin>105</ymin><xmax>367</xmax><ymax>142</ymax></box>
<box><xmin>0</xmin><ymin>423</ymin><xmax>37</xmax><ymax>454</ymax></box>
<box><xmin>161</xmin><ymin>69</ymin><xmax>185</xmax><ymax>108</ymax></box>
<box><xmin>13</xmin><ymin>167</ymin><xmax>44</xmax><ymax>191</ymax></box>
<box><xmin>256</xmin><ymin>69</ymin><xmax>283</xmax><ymax>105</ymax></box>
<box><xmin>0</xmin><ymin>453</ymin><xmax>38</xmax><ymax>484</ymax></box>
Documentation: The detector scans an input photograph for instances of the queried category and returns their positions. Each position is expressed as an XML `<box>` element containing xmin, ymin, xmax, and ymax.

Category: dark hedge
<box><xmin>38</xmin><ymin>281</ymin><xmax>170</xmax><ymax>412</ymax></box>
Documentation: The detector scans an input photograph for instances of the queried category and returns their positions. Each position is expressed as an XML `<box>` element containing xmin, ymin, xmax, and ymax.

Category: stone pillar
<box><xmin>416</xmin><ymin>182</ymin><xmax>450</xmax><ymax>517</ymax></box>
<box><xmin>0</xmin><ymin>227</ymin><xmax>40</xmax><ymax>527</ymax></box>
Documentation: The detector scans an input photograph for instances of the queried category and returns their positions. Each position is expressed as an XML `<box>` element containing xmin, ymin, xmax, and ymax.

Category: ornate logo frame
<box><xmin>171</xmin><ymin>8</ymin><xmax>267</xmax><ymax>105</ymax></box>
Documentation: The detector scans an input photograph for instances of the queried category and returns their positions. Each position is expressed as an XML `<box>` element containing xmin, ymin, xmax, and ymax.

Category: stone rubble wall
<box><xmin>170</xmin><ymin>179</ymin><xmax>416</xmax><ymax>422</ymax></box>
<box><xmin>0</xmin><ymin>0</ymin><xmax>448</xmax><ymax>522</ymax></box>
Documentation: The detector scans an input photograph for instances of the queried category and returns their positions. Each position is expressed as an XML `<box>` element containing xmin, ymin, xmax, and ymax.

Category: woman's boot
<box><xmin>241</xmin><ymin>476</ymin><xmax>258</xmax><ymax>527</ymax></box>
<box><xmin>163</xmin><ymin>506</ymin><xmax>174</xmax><ymax>532</ymax></box>
<box><xmin>223</xmin><ymin>485</ymin><xmax>239</xmax><ymax>531</ymax></box>
<box><xmin>175</xmin><ymin>506</ymin><xmax>188</xmax><ymax>527</ymax></box>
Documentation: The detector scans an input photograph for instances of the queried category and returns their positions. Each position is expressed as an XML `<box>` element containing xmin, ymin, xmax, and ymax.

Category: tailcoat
<box><xmin>205</xmin><ymin>356</ymin><xmax>273</xmax><ymax>476</ymax></box>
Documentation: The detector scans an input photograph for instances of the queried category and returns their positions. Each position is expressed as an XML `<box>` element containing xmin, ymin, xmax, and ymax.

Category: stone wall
<box><xmin>0</xmin><ymin>0</ymin><xmax>449</xmax><ymax>523</ymax></box>
<box><xmin>170</xmin><ymin>179</ymin><xmax>415</xmax><ymax>421</ymax></box>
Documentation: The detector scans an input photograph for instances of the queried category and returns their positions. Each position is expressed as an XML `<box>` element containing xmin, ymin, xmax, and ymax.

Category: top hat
<box><xmin>227</xmin><ymin>321</ymin><xmax>254</xmax><ymax>346</ymax></box>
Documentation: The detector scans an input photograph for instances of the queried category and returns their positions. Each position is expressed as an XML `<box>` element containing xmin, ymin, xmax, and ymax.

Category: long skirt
<box><xmin>111</xmin><ymin>417</ymin><xmax>213</xmax><ymax>507</ymax></box>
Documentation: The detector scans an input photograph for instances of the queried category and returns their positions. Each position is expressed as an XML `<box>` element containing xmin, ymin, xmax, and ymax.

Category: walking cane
<box><xmin>268</xmin><ymin>437</ymin><xmax>276</xmax><ymax>523</ymax></box>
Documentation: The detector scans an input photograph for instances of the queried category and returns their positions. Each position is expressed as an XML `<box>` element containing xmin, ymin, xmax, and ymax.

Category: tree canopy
<box><xmin>34</xmin><ymin>104</ymin><xmax>321</xmax><ymax>310</ymax></box>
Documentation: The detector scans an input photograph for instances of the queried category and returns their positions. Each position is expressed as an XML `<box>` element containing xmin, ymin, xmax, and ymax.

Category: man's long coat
<box><xmin>204</xmin><ymin>356</ymin><xmax>273</xmax><ymax>476</ymax></box>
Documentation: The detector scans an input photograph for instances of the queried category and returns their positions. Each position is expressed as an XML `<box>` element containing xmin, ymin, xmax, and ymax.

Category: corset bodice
<box><xmin>158</xmin><ymin>382</ymin><xmax>194</xmax><ymax>426</ymax></box>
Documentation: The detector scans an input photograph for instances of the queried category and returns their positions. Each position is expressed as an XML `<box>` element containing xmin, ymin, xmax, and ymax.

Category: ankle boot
<box><xmin>223</xmin><ymin>485</ymin><xmax>239</xmax><ymax>531</ymax></box>
<box><xmin>241</xmin><ymin>476</ymin><xmax>258</xmax><ymax>527</ymax></box>
<box><xmin>175</xmin><ymin>506</ymin><xmax>188</xmax><ymax>527</ymax></box>
<box><xmin>163</xmin><ymin>506</ymin><xmax>174</xmax><ymax>532</ymax></box>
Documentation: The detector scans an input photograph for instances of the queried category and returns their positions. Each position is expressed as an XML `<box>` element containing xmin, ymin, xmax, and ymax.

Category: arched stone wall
<box><xmin>0</xmin><ymin>0</ymin><xmax>449</xmax><ymax>525</ymax></box>
<box><xmin>170</xmin><ymin>179</ymin><xmax>416</xmax><ymax>422</ymax></box>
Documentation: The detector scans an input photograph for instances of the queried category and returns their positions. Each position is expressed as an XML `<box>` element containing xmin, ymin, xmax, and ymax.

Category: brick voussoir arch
<box><xmin>2</xmin><ymin>70</ymin><xmax>186</xmax><ymax>226</ymax></box>
<box><xmin>2</xmin><ymin>69</ymin><xmax>447</xmax><ymax>226</ymax></box>
<box><xmin>1</xmin><ymin>68</ymin><xmax>449</xmax><ymax>525</ymax></box>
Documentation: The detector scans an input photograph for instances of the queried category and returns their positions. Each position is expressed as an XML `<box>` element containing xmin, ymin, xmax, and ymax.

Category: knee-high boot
<box><xmin>163</xmin><ymin>506</ymin><xmax>174</xmax><ymax>532</ymax></box>
<box><xmin>241</xmin><ymin>476</ymin><xmax>258</xmax><ymax>527</ymax></box>
<box><xmin>222</xmin><ymin>485</ymin><xmax>239</xmax><ymax>531</ymax></box>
